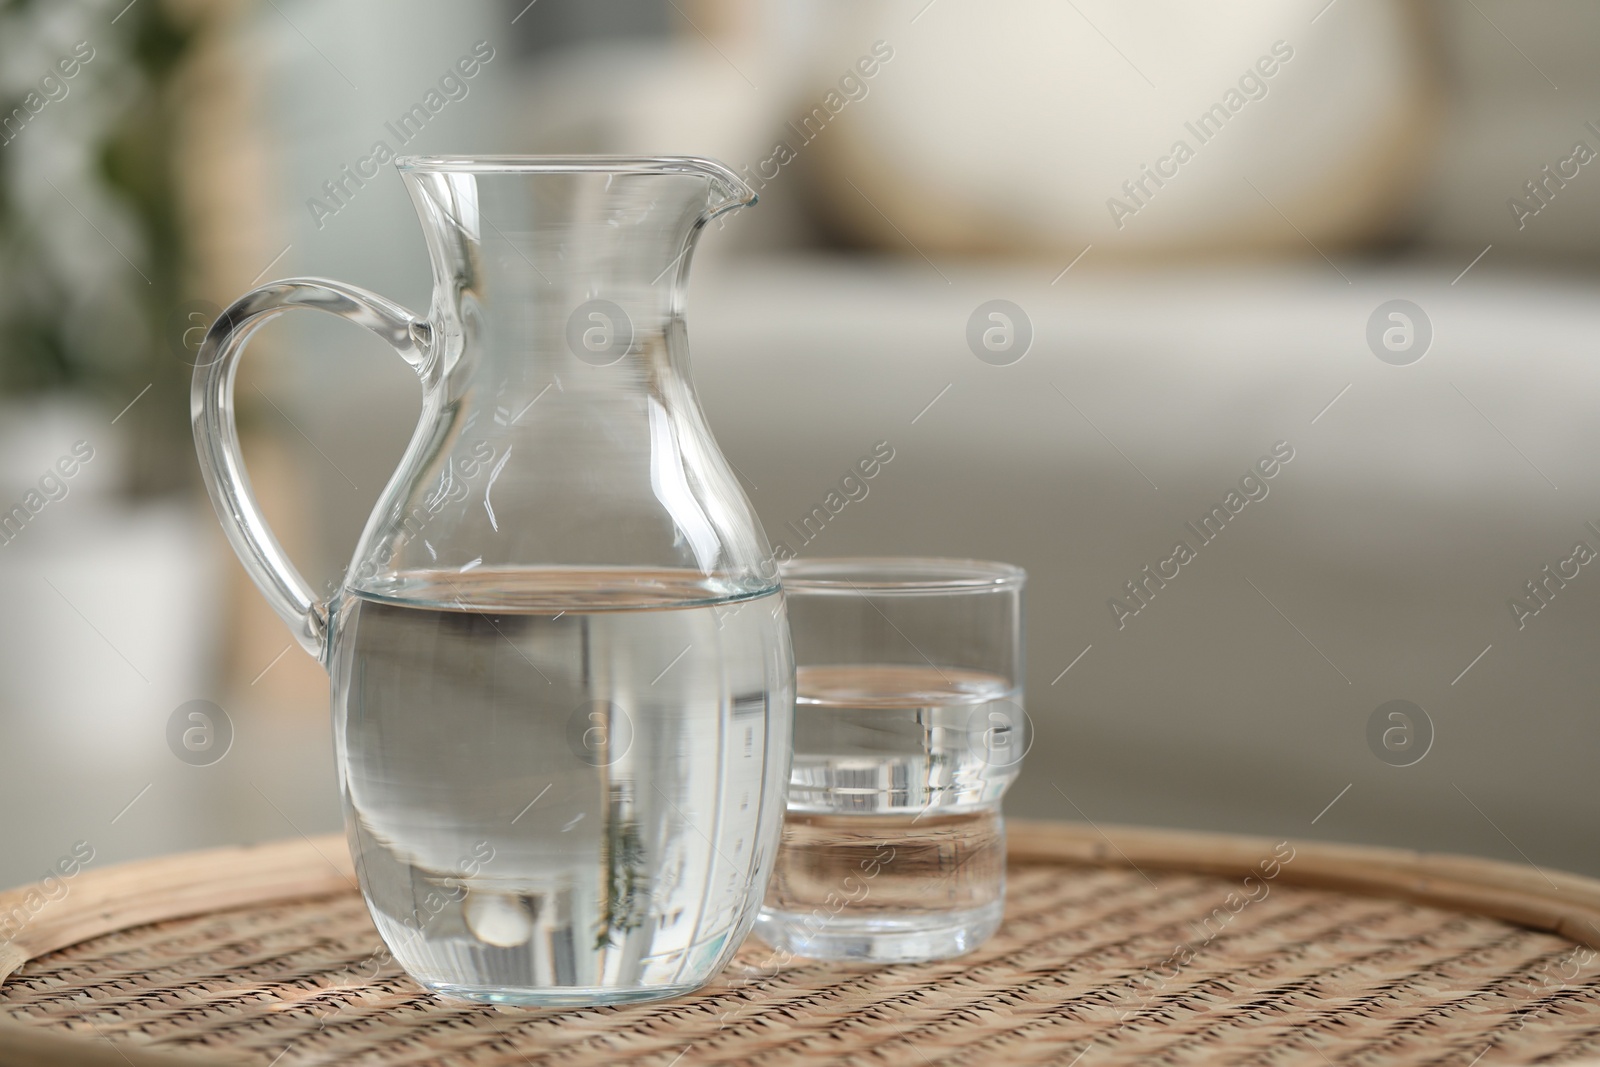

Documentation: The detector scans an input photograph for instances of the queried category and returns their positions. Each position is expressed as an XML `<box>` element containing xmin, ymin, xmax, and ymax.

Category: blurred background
<box><xmin>2</xmin><ymin>0</ymin><xmax>1598</xmax><ymax>889</ymax></box>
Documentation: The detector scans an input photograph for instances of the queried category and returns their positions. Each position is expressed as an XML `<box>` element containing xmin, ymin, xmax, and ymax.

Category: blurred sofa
<box><xmin>687</xmin><ymin>253</ymin><xmax>1600</xmax><ymax>875</ymax></box>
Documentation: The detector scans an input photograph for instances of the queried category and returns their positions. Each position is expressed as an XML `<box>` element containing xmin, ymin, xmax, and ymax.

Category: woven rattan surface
<box><xmin>6</xmin><ymin>826</ymin><xmax>1600</xmax><ymax>1066</ymax></box>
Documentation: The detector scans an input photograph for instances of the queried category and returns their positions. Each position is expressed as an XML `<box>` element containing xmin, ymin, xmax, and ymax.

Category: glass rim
<box><xmin>778</xmin><ymin>556</ymin><xmax>1025</xmax><ymax>595</ymax></box>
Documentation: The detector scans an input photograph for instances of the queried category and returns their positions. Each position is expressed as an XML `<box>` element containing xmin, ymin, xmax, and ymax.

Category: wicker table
<box><xmin>4</xmin><ymin>821</ymin><xmax>1600</xmax><ymax>1066</ymax></box>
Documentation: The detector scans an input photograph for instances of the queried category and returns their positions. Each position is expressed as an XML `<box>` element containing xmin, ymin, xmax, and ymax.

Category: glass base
<box><xmin>753</xmin><ymin>900</ymin><xmax>1003</xmax><ymax>962</ymax></box>
<box><xmin>422</xmin><ymin>982</ymin><xmax>701</xmax><ymax>1007</ymax></box>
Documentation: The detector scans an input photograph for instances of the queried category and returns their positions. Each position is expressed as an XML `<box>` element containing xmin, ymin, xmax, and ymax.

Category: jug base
<box><xmin>423</xmin><ymin>980</ymin><xmax>704</xmax><ymax>1008</ymax></box>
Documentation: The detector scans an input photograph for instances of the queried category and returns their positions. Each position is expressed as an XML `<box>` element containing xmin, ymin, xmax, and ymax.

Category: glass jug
<box><xmin>192</xmin><ymin>156</ymin><xmax>794</xmax><ymax>1006</ymax></box>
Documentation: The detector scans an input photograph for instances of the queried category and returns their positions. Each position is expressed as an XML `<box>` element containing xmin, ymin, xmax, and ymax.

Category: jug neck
<box><xmin>399</xmin><ymin>157</ymin><xmax>754</xmax><ymax>393</ymax></box>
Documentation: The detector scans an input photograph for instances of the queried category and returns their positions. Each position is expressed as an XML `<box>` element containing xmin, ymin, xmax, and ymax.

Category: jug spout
<box><xmin>675</xmin><ymin>155</ymin><xmax>760</xmax><ymax>219</ymax></box>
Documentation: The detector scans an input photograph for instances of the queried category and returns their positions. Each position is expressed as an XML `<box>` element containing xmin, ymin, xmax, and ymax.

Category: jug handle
<box><xmin>192</xmin><ymin>278</ymin><xmax>430</xmax><ymax>664</ymax></box>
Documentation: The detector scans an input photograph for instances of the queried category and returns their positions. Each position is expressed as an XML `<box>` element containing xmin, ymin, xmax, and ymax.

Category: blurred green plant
<box><xmin>597</xmin><ymin>804</ymin><xmax>648</xmax><ymax>950</ymax></box>
<box><xmin>0</xmin><ymin>0</ymin><xmax>203</xmax><ymax>495</ymax></box>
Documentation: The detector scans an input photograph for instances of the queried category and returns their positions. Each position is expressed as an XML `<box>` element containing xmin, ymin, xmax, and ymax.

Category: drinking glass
<box><xmin>755</xmin><ymin>558</ymin><xmax>1027</xmax><ymax>961</ymax></box>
